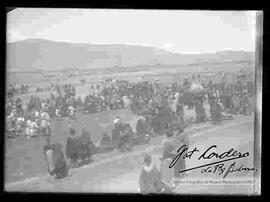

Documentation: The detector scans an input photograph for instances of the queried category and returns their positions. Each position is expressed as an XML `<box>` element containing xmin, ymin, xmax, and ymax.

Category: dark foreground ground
<box><xmin>5</xmin><ymin>111</ymin><xmax>257</xmax><ymax>194</ymax></box>
<box><xmin>6</xmin><ymin>104</ymin><xmax>199</xmax><ymax>184</ymax></box>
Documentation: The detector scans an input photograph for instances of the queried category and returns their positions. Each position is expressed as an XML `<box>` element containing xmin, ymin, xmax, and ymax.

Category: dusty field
<box><xmin>5</xmin><ymin>115</ymin><xmax>255</xmax><ymax>193</ymax></box>
<box><xmin>5</xmin><ymin>62</ymin><xmax>254</xmax><ymax>186</ymax></box>
<box><xmin>7</xmin><ymin>61</ymin><xmax>253</xmax><ymax>103</ymax></box>
<box><xmin>5</xmin><ymin>105</ymin><xmax>198</xmax><ymax>184</ymax></box>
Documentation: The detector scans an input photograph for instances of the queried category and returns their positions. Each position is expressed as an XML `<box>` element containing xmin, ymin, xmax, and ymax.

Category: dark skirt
<box><xmin>174</xmin><ymin>156</ymin><xmax>186</xmax><ymax>177</ymax></box>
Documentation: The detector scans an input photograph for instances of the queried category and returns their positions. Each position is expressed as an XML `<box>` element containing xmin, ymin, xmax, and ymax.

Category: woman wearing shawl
<box><xmin>50</xmin><ymin>143</ymin><xmax>69</xmax><ymax>179</ymax></box>
<box><xmin>176</xmin><ymin>130</ymin><xmax>190</xmax><ymax>178</ymax></box>
<box><xmin>112</xmin><ymin>116</ymin><xmax>122</xmax><ymax>148</ymax></box>
<box><xmin>160</xmin><ymin>129</ymin><xmax>177</xmax><ymax>189</ymax></box>
<box><xmin>44</xmin><ymin>139</ymin><xmax>69</xmax><ymax>179</ymax></box>
<box><xmin>138</xmin><ymin>153</ymin><xmax>167</xmax><ymax>194</ymax></box>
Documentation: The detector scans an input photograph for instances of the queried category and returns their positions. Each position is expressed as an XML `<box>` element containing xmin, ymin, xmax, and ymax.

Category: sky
<box><xmin>7</xmin><ymin>9</ymin><xmax>257</xmax><ymax>54</ymax></box>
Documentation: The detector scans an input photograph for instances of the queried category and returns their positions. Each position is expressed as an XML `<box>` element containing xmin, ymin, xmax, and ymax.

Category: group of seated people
<box><xmin>101</xmin><ymin>116</ymin><xmax>156</xmax><ymax>153</ymax></box>
<box><xmin>43</xmin><ymin>114</ymin><xmax>163</xmax><ymax>179</ymax></box>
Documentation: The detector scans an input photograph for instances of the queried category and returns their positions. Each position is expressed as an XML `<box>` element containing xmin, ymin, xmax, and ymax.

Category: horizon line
<box><xmin>7</xmin><ymin>37</ymin><xmax>255</xmax><ymax>55</ymax></box>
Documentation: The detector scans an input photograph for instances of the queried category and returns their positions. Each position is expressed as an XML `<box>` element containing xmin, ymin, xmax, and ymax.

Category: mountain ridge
<box><xmin>7</xmin><ymin>38</ymin><xmax>255</xmax><ymax>72</ymax></box>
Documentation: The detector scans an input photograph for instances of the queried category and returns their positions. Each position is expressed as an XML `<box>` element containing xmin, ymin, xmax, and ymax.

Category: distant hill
<box><xmin>6</xmin><ymin>38</ymin><xmax>255</xmax><ymax>72</ymax></box>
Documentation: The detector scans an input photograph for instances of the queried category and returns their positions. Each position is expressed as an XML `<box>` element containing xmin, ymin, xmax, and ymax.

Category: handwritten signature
<box><xmin>169</xmin><ymin>145</ymin><xmax>257</xmax><ymax>178</ymax></box>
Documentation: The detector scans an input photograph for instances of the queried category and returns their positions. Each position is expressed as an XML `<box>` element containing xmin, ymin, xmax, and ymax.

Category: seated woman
<box><xmin>118</xmin><ymin>124</ymin><xmax>133</xmax><ymax>152</ymax></box>
<box><xmin>99</xmin><ymin>132</ymin><xmax>114</xmax><ymax>153</ymax></box>
<box><xmin>30</xmin><ymin>119</ymin><xmax>39</xmax><ymax>137</ymax></box>
<box><xmin>136</xmin><ymin>119</ymin><xmax>151</xmax><ymax>145</ymax></box>
<box><xmin>44</xmin><ymin>139</ymin><xmax>69</xmax><ymax>179</ymax></box>
<box><xmin>50</xmin><ymin>143</ymin><xmax>69</xmax><ymax>179</ymax></box>
<box><xmin>100</xmin><ymin>132</ymin><xmax>111</xmax><ymax>146</ymax></box>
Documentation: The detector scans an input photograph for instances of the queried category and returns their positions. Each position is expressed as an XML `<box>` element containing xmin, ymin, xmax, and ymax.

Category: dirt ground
<box><xmin>5</xmin><ymin>103</ymin><xmax>201</xmax><ymax>184</ymax></box>
<box><xmin>5</xmin><ymin>65</ymin><xmax>254</xmax><ymax>186</ymax></box>
<box><xmin>5</xmin><ymin>115</ymin><xmax>255</xmax><ymax>193</ymax></box>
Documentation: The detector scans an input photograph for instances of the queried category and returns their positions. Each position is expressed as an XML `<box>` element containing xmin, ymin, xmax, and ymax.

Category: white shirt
<box><xmin>68</xmin><ymin>106</ymin><xmax>74</xmax><ymax>111</ymax></box>
<box><xmin>113</xmin><ymin>118</ymin><xmax>120</xmax><ymax>124</ymax></box>
<box><xmin>41</xmin><ymin>112</ymin><xmax>46</xmax><ymax>119</ymax></box>
<box><xmin>35</xmin><ymin>111</ymin><xmax>40</xmax><ymax>118</ymax></box>
<box><xmin>41</xmin><ymin>112</ymin><xmax>50</xmax><ymax>120</ymax></box>
<box><xmin>42</xmin><ymin>102</ymin><xmax>46</xmax><ymax>108</ymax></box>
<box><xmin>30</xmin><ymin>121</ymin><xmax>38</xmax><ymax>129</ymax></box>
<box><xmin>44</xmin><ymin>113</ymin><xmax>50</xmax><ymax>120</ymax></box>
<box><xmin>41</xmin><ymin>119</ymin><xmax>48</xmax><ymax>128</ymax></box>
<box><xmin>27</xmin><ymin>120</ymin><xmax>31</xmax><ymax>127</ymax></box>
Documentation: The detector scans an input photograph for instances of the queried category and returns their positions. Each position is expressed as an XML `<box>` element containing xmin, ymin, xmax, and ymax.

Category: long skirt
<box><xmin>25</xmin><ymin>127</ymin><xmax>31</xmax><ymax>136</ymax></box>
<box><xmin>174</xmin><ymin>156</ymin><xmax>186</xmax><ymax>177</ymax></box>
<box><xmin>30</xmin><ymin>128</ymin><xmax>37</xmax><ymax>137</ymax></box>
<box><xmin>160</xmin><ymin>159</ymin><xmax>174</xmax><ymax>187</ymax></box>
<box><xmin>45</xmin><ymin>149</ymin><xmax>55</xmax><ymax>173</ymax></box>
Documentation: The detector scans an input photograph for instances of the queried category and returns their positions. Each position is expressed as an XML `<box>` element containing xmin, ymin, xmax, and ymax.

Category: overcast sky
<box><xmin>7</xmin><ymin>9</ymin><xmax>257</xmax><ymax>54</ymax></box>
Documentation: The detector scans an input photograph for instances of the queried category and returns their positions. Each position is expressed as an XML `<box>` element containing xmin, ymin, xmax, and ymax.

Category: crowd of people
<box><xmin>5</xmin><ymin>72</ymin><xmax>253</xmax><ymax>140</ymax></box>
<box><xmin>5</xmin><ymin>72</ymin><xmax>254</xmax><ymax>185</ymax></box>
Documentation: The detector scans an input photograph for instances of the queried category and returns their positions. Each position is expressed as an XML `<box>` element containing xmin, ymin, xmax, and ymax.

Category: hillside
<box><xmin>6</xmin><ymin>38</ymin><xmax>255</xmax><ymax>72</ymax></box>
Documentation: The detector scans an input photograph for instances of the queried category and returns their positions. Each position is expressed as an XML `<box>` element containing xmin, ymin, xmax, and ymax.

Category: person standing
<box><xmin>43</xmin><ymin>138</ymin><xmax>54</xmax><ymax>175</ymax></box>
<box><xmin>138</xmin><ymin>153</ymin><xmax>167</xmax><ymax>194</ymax></box>
<box><xmin>65</xmin><ymin>128</ymin><xmax>79</xmax><ymax>168</ymax></box>
<box><xmin>194</xmin><ymin>95</ymin><xmax>207</xmax><ymax>123</ymax></box>
<box><xmin>68</xmin><ymin>105</ymin><xmax>75</xmax><ymax>119</ymax></box>
<box><xmin>176</xmin><ymin>93</ymin><xmax>185</xmax><ymax>132</ymax></box>
<box><xmin>99</xmin><ymin>132</ymin><xmax>113</xmax><ymax>153</ymax></box>
<box><xmin>29</xmin><ymin>118</ymin><xmax>38</xmax><ymax>138</ymax></box>
<box><xmin>25</xmin><ymin>119</ymin><xmax>32</xmax><ymax>139</ymax></box>
<box><xmin>112</xmin><ymin>116</ymin><xmax>122</xmax><ymax>148</ymax></box>
<box><xmin>176</xmin><ymin>130</ymin><xmax>189</xmax><ymax>178</ymax></box>
<box><xmin>160</xmin><ymin>130</ymin><xmax>177</xmax><ymax>189</ymax></box>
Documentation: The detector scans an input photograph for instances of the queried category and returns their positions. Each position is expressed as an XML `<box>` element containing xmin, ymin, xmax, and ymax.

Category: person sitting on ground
<box><xmin>100</xmin><ymin>132</ymin><xmax>111</xmax><ymax>146</ymax></box>
<box><xmin>43</xmin><ymin>138</ymin><xmax>69</xmax><ymax>179</ymax></box>
<box><xmin>43</xmin><ymin>137</ymin><xmax>54</xmax><ymax>175</ymax></box>
<box><xmin>50</xmin><ymin>143</ymin><xmax>69</xmax><ymax>179</ymax></box>
<box><xmin>65</xmin><ymin>128</ymin><xmax>79</xmax><ymax>168</ymax></box>
<box><xmin>30</xmin><ymin>118</ymin><xmax>39</xmax><ymax>137</ymax></box>
<box><xmin>144</xmin><ymin>116</ymin><xmax>156</xmax><ymax>137</ymax></box>
<box><xmin>69</xmin><ymin>127</ymin><xmax>76</xmax><ymax>136</ymax></box>
<box><xmin>79</xmin><ymin>127</ymin><xmax>92</xmax><ymax>160</ymax></box>
<box><xmin>68</xmin><ymin>105</ymin><xmax>75</xmax><ymax>118</ymax></box>
<box><xmin>40</xmin><ymin>111</ymin><xmax>50</xmax><ymax>136</ymax></box>
<box><xmin>43</xmin><ymin>137</ymin><xmax>52</xmax><ymax>154</ymax></box>
<box><xmin>25</xmin><ymin>119</ymin><xmax>32</xmax><ymax>139</ymax></box>
<box><xmin>99</xmin><ymin>132</ymin><xmax>114</xmax><ymax>153</ymax></box>
<box><xmin>118</xmin><ymin>124</ymin><xmax>133</xmax><ymax>152</ymax></box>
<box><xmin>136</xmin><ymin>118</ymin><xmax>151</xmax><ymax>144</ymax></box>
